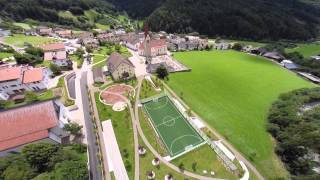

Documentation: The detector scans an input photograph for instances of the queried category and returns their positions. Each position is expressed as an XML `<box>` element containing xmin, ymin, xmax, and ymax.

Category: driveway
<box><xmin>66</xmin><ymin>73</ymin><xmax>76</xmax><ymax>99</ymax></box>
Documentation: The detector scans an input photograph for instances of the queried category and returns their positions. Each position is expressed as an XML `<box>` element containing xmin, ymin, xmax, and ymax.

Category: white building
<box><xmin>40</xmin><ymin>43</ymin><xmax>71</xmax><ymax>67</ymax></box>
<box><xmin>0</xmin><ymin>65</ymin><xmax>51</xmax><ymax>100</ymax></box>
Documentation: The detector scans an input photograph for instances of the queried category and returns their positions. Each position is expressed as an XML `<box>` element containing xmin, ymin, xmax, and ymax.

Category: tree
<box><xmin>156</xmin><ymin>65</ymin><xmax>169</xmax><ymax>79</ymax></box>
<box><xmin>25</xmin><ymin>91</ymin><xmax>39</xmax><ymax>103</ymax></box>
<box><xmin>232</xmin><ymin>43</ymin><xmax>243</xmax><ymax>51</ymax></box>
<box><xmin>49</xmin><ymin>63</ymin><xmax>62</xmax><ymax>76</ymax></box>
<box><xmin>22</xmin><ymin>143</ymin><xmax>60</xmax><ymax>172</ymax></box>
<box><xmin>115</xmin><ymin>44</ymin><xmax>121</xmax><ymax>53</ymax></box>
<box><xmin>63</xmin><ymin>121</ymin><xmax>83</xmax><ymax>136</ymax></box>
<box><xmin>53</xmin><ymin>160</ymin><xmax>88</xmax><ymax>180</ymax></box>
<box><xmin>2</xmin><ymin>160</ymin><xmax>36</xmax><ymax>180</ymax></box>
<box><xmin>25</xmin><ymin>47</ymin><xmax>43</xmax><ymax>57</ymax></box>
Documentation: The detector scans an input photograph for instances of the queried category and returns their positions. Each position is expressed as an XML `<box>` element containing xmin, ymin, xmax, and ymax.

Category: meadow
<box><xmin>286</xmin><ymin>43</ymin><xmax>320</xmax><ymax>57</ymax></box>
<box><xmin>4</xmin><ymin>34</ymin><xmax>58</xmax><ymax>47</ymax></box>
<box><xmin>167</xmin><ymin>50</ymin><xmax>316</xmax><ymax>179</ymax></box>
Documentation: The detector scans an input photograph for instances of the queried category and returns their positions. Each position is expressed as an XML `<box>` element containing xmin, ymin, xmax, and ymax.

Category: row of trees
<box><xmin>268</xmin><ymin>88</ymin><xmax>320</xmax><ymax>178</ymax></box>
<box><xmin>0</xmin><ymin>143</ymin><xmax>88</xmax><ymax>180</ymax></box>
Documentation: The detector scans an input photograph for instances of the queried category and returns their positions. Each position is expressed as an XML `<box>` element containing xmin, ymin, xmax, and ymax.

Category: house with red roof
<box><xmin>0</xmin><ymin>65</ymin><xmax>51</xmax><ymax>100</ymax></box>
<box><xmin>0</xmin><ymin>100</ymin><xmax>69</xmax><ymax>156</ymax></box>
<box><xmin>40</xmin><ymin>43</ymin><xmax>71</xmax><ymax>67</ymax></box>
<box><xmin>138</xmin><ymin>34</ymin><xmax>167</xmax><ymax>57</ymax></box>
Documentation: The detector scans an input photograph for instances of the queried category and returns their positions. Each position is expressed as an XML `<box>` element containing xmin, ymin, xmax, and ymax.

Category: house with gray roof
<box><xmin>107</xmin><ymin>53</ymin><xmax>135</xmax><ymax>81</ymax></box>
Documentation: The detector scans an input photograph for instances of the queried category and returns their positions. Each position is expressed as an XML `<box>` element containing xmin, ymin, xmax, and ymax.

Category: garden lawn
<box><xmin>0</xmin><ymin>52</ymin><xmax>13</xmax><ymax>59</ymax></box>
<box><xmin>286</xmin><ymin>43</ymin><xmax>320</xmax><ymax>57</ymax></box>
<box><xmin>167</xmin><ymin>50</ymin><xmax>316</xmax><ymax>179</ymax></box>
<box><xmin>4</xmin><ymin>34</ymin><xmax>59</xmax><ymax>47</ymax></box>
<box><xmin>13</xmin><ymin>22</ymin><xmax>32</xmax><ymax>30</ymax></box>
<box><xmin>94</xmin><ymin>92</ymin><xmax>135</xmax><ymax>179</ymax></box>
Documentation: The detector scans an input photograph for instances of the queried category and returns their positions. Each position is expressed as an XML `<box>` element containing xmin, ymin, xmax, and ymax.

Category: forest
<box><xmin>268</xmin><ymin>88</ymin><xmax>320</xmax><ymax>179</ymax></box>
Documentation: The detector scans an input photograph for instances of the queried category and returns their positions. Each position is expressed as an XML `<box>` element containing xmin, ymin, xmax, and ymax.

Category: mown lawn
<box><xmin>94</xmin><ymin>92</ymin><xmax>135</xmax><ymax>179</ymax></box>
<box><xmin>13</xmin><ymin>22</ymin><xmax>32</xmax><ymax>30</ymax></box>
<box><xmin>4</xmin><ymin>34</ymin><xmax>59</xmax><ymax>47</ymax></box>
<box><xmin>0</xmin><ymin>52</ymin><xmax>13</xmax><ymax>59</ymax></box>
<box><xmin>138</xmin><ymin>136</ymin><xmax>197</xmax><ymax>180</ymax></box>
<box><xmin>286</xmin><ymin>43</ymin><xmax>320</xmax><ymax>57</ymax></box>
<box><xmin>166</xmin><ymin>50</ymin><xmax>316</xmax><ymax>179</ymax></box>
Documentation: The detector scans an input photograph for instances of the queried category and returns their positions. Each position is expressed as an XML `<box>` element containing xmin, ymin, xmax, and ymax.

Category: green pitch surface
<box><xmin>167</xmin><ymin>50</ymin><xmax>316</xmax><ymax>179</ymax></box>
<box><xmin>143</xmin><ymin>96</ymin><xmax>204</xmax><ymax>157</ymax></box>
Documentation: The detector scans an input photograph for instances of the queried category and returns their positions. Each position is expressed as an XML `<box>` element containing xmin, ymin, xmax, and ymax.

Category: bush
<box><xmin>49</xmin><ymin>63</ymin><xmax>62</xmax><ymax>76</ymax></box>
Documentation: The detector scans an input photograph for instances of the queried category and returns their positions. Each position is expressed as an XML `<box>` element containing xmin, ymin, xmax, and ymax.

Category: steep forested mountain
<box><xmin>146</xmin><ymin>0</ymin><xmax>320</xmax><ymax>40</ymax></box>
<box><xmin>1</xmin><ymin>0</ymin><xmax>320</xmax><ymax>40</ymax></box>
<box><xmin>106</xmin><ymin>0</ymin><xmax>163</xmax><ymax>18</ymax></box>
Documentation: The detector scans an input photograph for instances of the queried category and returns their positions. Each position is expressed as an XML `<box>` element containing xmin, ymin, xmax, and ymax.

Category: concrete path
<box><xmin>162</xmin><ymin>82</ymin><xmax>265</xmax><ymax>180</ymax></box>
<box><xmin>128</xmin><ymin>50</ymin><xmax>149</xmax><ymax>77</ymax></box>
<box><xmin>134</xmin><ymin>77</ymin><xmax>224</xmax><ymax>180</ymax></box>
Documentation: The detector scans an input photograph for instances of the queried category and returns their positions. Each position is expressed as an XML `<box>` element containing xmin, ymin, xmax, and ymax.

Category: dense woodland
<box><xmin>0</xmin><ymin>143</ymin><xmax>88</xmax><ymax>180</ymax></box>
<box><xmin>268</xmin><ymin>88</ymin><xmax>320</xmax><ymax>178</ymax></box>
<box><xmin>146</xmin><ymin>0</ymin><xmax>320</xmax><ymax>41</ymax></box>
<box><xmin>1</xmin><ymin>0</ymin><xmax>320</xmax><ymax>40</ymax></box>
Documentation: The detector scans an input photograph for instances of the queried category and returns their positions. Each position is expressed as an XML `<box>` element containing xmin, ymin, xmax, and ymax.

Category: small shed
<box><xmin>92</xmin><ymin>67</ymin><xmax>104</xmax><ymax>83</ymax></box>
<box><xmin>281</xmin><ymin>60</ymin><xmax>299</xmax><ymax>70</ymax></box>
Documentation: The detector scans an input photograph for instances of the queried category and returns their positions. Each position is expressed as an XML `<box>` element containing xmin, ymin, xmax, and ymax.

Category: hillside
<box><xmin>108</xmin><ymin>0</ymin><xmax>320</xmax><ymax>40</ymax></box>
<box><xmin>146</xmin><ymin>0</ymin><xmax>320</xmax><ymax>41</ymax></box>
<box><xmin>0</xmin><ymin>0</ymin><xmax>137</xmax><ymax>31</ymax></box>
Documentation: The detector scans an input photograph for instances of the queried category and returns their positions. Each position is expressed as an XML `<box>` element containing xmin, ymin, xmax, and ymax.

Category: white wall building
<box><xmin>0</xmin><ymin>65</ymin><xmax>52</xmax><ymax>100</ymax></box>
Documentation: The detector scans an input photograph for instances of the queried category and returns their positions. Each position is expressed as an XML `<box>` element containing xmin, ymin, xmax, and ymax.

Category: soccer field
<box><xmin>142</xmin><ymin>96</ymin><xmax>204</xmax><ymax>157</ymax></box>
<box><xmin>167</xmin><ymin>50</ymin><xmax>316</xmax><ymax>179</ymax></box>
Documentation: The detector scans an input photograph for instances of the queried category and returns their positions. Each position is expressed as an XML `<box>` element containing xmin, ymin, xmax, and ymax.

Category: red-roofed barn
<box><xmin>0</xmin><ymin>100</ymin><xmax>69</xmax><ymax>156</ymax></box>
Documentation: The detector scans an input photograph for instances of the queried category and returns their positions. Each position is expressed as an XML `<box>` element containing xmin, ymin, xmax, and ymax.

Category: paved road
<box><xmin>80</xmin><ymin>72</ymin><xmax>102</xmax><ymax>180</ymax></box>
<box><xmin>66</xmin><ymin>73</ymin><xmax>76</xmax><ymax>99</ymax></box>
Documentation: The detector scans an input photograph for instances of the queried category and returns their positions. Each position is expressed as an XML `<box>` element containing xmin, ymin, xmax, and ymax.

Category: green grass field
<box><xmin>13</xmin><ymin>22</ymin><xmax>32</xmax><ymax>30</ymax></box>
<box><xmin>167</xmin><ymin>50</ymin><xmax>316</xmax><ymax>179</ymax></box>
<box><xmin>0</xmin><ymin>52</ymin><xmax>13</xmax><ymax>59</ymax></box>
<box><xmin>286</xmin><ymin>43</ymin><xmax>320</xmax><ymax>57</ymax></box>
<box><xmin>4</xmin><ymin>34</ymin><xmax>58</xmax><ymax>47</ymax></box>
<box><xmin>142</xmin><ymin>96</ymin><xmax>204</xmax><ymax>157</ymax></box>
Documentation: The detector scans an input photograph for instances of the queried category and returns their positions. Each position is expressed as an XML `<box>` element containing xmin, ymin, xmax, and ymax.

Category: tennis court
<box><xmin>142</xmin><ymin>96</ymin><xmax>204</xmax><ymax>157</ymax></box>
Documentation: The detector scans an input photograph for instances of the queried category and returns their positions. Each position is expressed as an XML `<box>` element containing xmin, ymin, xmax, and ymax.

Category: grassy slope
<box><xmin>0</xmin><ymin>52</ymin><xmax>13</xmax><ymax>59</ymax></box>
<box><xmin>166</xmin><ymin>50</ymin><xmax>316</xmax><ymax>179</ymax></box>
<box><xmin>13</xmin><ymin>22</ymin><xmax>32</xmax><ymax>30</ymax></box>
<box><xmin>286</xmin><ymin>43</ymin><xmax>320</xmax><ymax>57</ymax></box>
<box><xmin>94</xmin><ymin>93</ymin><xmax>135</xmax><ymax>179</ymax></box>
<box><xmin>4</xmin><ymin>34</ymin><xmax>58</xmax><ymax>47</ymax></box>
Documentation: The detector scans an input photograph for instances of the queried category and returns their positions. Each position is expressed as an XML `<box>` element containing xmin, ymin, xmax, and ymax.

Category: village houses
<box><xmin>0</xmin><ymin>65</ymin><xmax>51</xmax><ymax>100</ymax></box>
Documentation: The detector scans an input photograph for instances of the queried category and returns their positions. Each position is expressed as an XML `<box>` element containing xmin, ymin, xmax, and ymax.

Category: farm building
<box><xmin>0</xmin><ymin>100</ymin><xmax>70</xmax><ymax>156</ymax></box>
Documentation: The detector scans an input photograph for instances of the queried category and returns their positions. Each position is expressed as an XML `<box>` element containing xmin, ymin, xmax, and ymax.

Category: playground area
<box><xmin>142</xmin><ymin>95</ymin><xmax>205</xmax><ymax>158</ymax></box>
<box><xmin>100</xmin><ymin>84</ymin><xmax>134</xmax><ymax>106</ymax></box>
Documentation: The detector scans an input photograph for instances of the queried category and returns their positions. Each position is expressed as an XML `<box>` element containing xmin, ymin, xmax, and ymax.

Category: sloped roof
<box><xmin>107</xmin><ymin>53</ymin><xmax>134</xmax><ymax>73</ymax></box>
<box><xmin>22</xmin><ymin>68</ymin><xmax>43</xmax><ymax>84</ymax></box>
<box><xmin>139</xmin><ymin>39</ymin><xmax>167</xmax><ymax>49</ymax></box>
<box><xmin>40</xmin><ymin>43</ymin><xmax>65</xmax><ymax>52</ymax></box>
<box><xmin>0</xmin><ymin>100</ymin><xmax>59</xmax><ymax>151</ymax></box>
<box><xmin>0</xmin><ymin>66</ymin><xmax>21</xmax><ymax>82</ymax></box>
